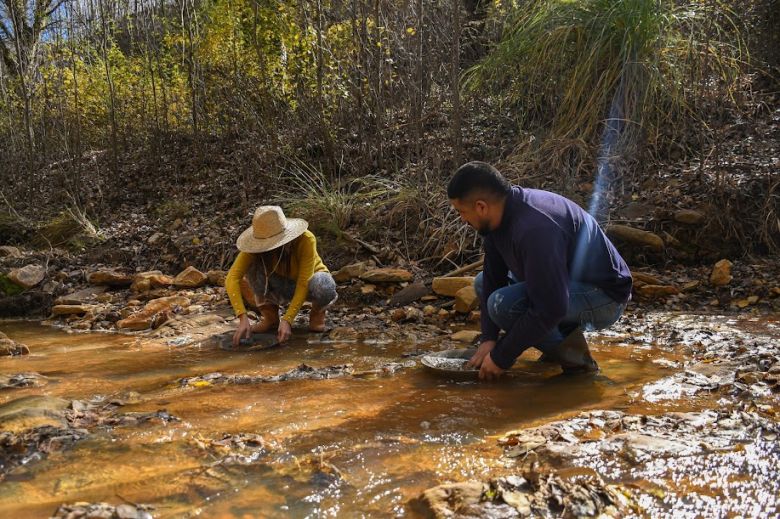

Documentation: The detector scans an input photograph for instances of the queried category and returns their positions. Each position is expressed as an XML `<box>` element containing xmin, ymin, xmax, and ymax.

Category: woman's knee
<box><xmin>308</xmin><ymin>272</ymin><xmax>338</xmax><ymax>307</ymax></box>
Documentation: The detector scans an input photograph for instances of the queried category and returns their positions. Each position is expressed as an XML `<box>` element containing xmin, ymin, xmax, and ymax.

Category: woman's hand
<box><xmin>232</xmin><ymin>314</ymin><xmax>251</xmax><ymax>347</ymax></box>
<box><xmin>277</xmin><ymin>319</ymin><xmax>292</xmax><ymax>343</ymax></box>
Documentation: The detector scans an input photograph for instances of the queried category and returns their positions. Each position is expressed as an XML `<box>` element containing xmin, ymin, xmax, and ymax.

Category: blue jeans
<box><xmin>474</xmin><ymin>272</ymin><xmax>626</xmax><ymax>354</ymax></box>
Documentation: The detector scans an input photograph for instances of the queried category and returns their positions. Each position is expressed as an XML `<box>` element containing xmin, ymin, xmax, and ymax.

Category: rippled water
<box><xmin>0</xmin><ymin>318</ymin><xmax>766</xmax><ymax>517</ymax></box>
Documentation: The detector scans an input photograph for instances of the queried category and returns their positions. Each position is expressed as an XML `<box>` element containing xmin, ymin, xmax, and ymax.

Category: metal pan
<box><xmin>420</xmin><ymin>348</ymin><xmax>479</xmax><ymax>375</ymax></box>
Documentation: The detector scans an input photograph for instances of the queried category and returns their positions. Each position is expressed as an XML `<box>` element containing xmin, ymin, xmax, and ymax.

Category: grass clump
<box><xmin>465</xmin><ymin>0</ymin><xmax>746</xmax><ymax>160</ymax></box>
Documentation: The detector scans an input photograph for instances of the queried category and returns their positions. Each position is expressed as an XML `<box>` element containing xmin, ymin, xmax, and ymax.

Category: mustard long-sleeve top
<box><xmin>225</xmin><ymin>230</ymin><xmax>329</xmax><ymax>323</ymax></box>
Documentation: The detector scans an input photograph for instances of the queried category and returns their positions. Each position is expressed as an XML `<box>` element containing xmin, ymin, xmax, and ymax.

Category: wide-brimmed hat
<box><xmin>236</xmin><ymin>206</ymin><xmax>308</xmax><ymax>253</ymax></box>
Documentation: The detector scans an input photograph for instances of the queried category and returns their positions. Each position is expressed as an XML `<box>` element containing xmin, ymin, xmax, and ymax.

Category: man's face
<box><xmin>451</xmin><ymin>198</ymin><xmax>491</xmax><ymax>235</ymax></box>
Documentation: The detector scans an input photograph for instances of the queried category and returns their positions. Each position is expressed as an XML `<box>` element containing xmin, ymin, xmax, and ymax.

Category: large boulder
<box><xmin>0</xmin><ymin>337</ymin><xmax>30</xmax><ymax>356</ymax></box>
<box><xmin>51</xmin><ymin>304</ymin><xmax>96</xmax><ymax>316</ymax></box>
<box><xmin>173</xmin><ymin>266</ymin><xmax>207</xmax><ymax>288</ymax></box>
<box><xmin>8</xmin><ymin>264</ymin><xmax>46</xmax><ymax>289</ymax></box>
<box><xmin>87</xmin><ymin>270</ymin><xmax>133</xmax><ymax>287</ymax></box>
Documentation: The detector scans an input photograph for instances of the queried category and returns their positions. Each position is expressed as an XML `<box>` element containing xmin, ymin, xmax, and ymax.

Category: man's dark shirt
<box><xmin>481</xmin><ymin>186</ymin><xmax>632</xmax><ymax>369</ymax></box>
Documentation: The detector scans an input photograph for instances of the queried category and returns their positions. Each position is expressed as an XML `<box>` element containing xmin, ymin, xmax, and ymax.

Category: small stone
<box><xmin>51</xmin><ymin>305</ymin><xmax>95</xmax><ymax>316</ymax></box>
<box><xmin>0</xmin><ymin>245</ymin><xmax>22</xmax><ymax>258</ymax></box>
<box><xmin>360</xmin><ymin>284</ymin><xmax>376</xmax><ymax>294</ymax></box>
<box><xmin>391</xmin><ymin>308</ymin><xmax>407</xmax><ymax>322</ymax></box>
<box><xmin>454</xmin><ymin>285</ymin><xmax>478</xmax><ymax>313</ymax></box>
<box><xmin>710</xmin><ymin>259</ymin><xmax>733</xmax><ymax>286</ymax></box>
<box><xmin>437</xmin><ymin>309</ymin><xmax>450</xmax><ymax>318</ymax></box>
<box><xmin>332</xmin><ymin>261</ymin><xmax>373</xmax><ymax>283</ymax></box>
<box><xmin>423</xmin><ymin>305</ymin><xmax>436</xmax><ymax>316</ymax></box>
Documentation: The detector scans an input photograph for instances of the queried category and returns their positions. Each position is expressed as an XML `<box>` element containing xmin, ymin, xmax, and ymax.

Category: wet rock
<box><xmin>606</xmin><ymin>224</ymin><xmax>664</xmax><ymax>251</ymax></box>
<box><xmin>454</xmin><ymin>285</ymin><xmax>478</xmax><ymax>313</ymax></box>
<box><xmin>359</xmin><ymin>268</ymin><xmax>413</xmax><ymax>283</ymax></box>
<box><xmin>0</xmin><ymin>372</ymin><xmax>47</xmax><ymax>389</ymax></box>
<box><xmin>710</xmin><ymin>259</ymin><xmax>733</xmax><ymax>286</ymax></box>
<box><xmin>420</xmin><ymin>481</ymin><xmax>486</xmax><ymax>518</ymax></box>
<box><xmin>674</xmin><ymin>209</ymin><xmax>705</xmax><ymax>225</ymax></box>
<box><xmin>451</xmin><ymin>330</ymin><xmax>480</xmax><ymax>343</ymax></box>
<box><xmin>180</xmin><ymin>364</ymin><xmax>355</xmax><ymax>387</ymax></box>
<box><xmin>87</xmin><ymin>270</ymin><xmax>133</xmax><ymax>287</ymax></box>
<box><xmin>173</xmin><ymin>266</ymin><xmax>207</xmax><ymax>288</ymax></box>
<box><xmin>0</xmin><ymin>337</ymin><xmax>30</xmax><ymax>356</ymax></box>
<box><xmin>116</xmin><ymin>295</ymin><xmax>190</xmax><ymax>331</ymax></box>
<box><xmin>420</xmin><ymin>472</ymin><xmax>630</xmax><ymax>518</ymax></box>
<box><xmin>327</xmin><ymin>327</ymin><xmax>360</xmax><ymax>341</ymax></box>
<box><xmin>8</xmin><ymin>264</ymin><xmax>46</xmax><ymax>289</ymax></box>
<box><xmin>191</xmin><ymin>433</ymin><xmax>267</xmax><ymax>465</ymax></box>
<box><xmin>432</xmin><ymin>276</ymin><xmax>475</xmax><ymax>297</ymax></box>
<box><xmin>0</xmin><ymin>395</ymin><xmax>70</xmax><ymax>432</ymax></box>
<box><xmin>389</xmin><ymin>282</ymin><xmax>430</xmax><ymax>306</ymax></box>
<box><xmin>1</xmin><ymin>426</ymin><xmax>86</xmax><ymax>482</ymax></box>
<box><xmin>206</xmin><ymin>269</ymin><xmax>227</xmax><ymax>286</ymax></box>
<box><xmin>51</xmin><ymin>502</ymin><xmax>154</xmax><ymax>519</ymax></box>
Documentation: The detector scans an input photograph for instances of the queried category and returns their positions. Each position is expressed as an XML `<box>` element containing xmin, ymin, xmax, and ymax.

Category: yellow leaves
<box><xmin>406</xmin><ymin>27</ymin><xmax>416</xmax><ymax>36</ymax></box>
<box><xmin>191</xmin><ymin>380</ymin><xmax>212</xmax><ymax>388</ymax></box>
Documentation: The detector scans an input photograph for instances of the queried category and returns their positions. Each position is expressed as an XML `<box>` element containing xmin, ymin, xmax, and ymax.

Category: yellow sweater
<box><xmin>225</xmin><ymin>230</ymin><xmax>328</xmax><ymax>323</ymax></box>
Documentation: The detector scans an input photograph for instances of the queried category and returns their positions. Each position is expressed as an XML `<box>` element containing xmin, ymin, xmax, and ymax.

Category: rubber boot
<box><xmin>555</xmin><ymin>327</ymin><xmax>599</xmax><ymax>375</ymax></box>
<box><xmin>251</xmin><ymin>304</ymin><xmax>280</xmax><ymax>333</ymax></box>
<box><xmin>309</xmin><ymin>305</ymin><xmax>327</xmax><ymax>332</ymax></box>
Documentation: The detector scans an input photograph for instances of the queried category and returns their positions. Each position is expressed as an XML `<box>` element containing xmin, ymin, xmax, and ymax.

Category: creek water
<box><xmin>0</xmin><ymin>318</ymin><xmax>767</xmax><ymax>517</ymax></box>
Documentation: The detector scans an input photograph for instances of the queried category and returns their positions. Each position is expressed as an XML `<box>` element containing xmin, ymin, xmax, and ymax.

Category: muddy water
<box><xmin>0</xmin><ymin>320</ymin><xmax>701</xmax><ymax>517</ymax></box>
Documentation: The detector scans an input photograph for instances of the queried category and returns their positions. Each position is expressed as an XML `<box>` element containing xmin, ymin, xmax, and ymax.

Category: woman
<box><xmin>226</xmin><ymin>206</ymin><xmax>337</xmax><ymax>347</ymax></box>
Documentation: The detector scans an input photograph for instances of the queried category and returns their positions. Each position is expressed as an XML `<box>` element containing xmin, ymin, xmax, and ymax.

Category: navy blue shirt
<box><xmin>482</xmin><ymin>187</ymin><xmax>632</xmax><ymax>369</ymax></box>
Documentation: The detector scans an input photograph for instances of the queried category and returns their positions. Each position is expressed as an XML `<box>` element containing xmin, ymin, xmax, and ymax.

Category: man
<box><xmin>448</xmin><ymin>161</ymin><xmax>632</xmax><ymax>380</ymax></box>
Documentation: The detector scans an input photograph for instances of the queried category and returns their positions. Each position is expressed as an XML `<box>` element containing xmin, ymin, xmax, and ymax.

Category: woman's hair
<box><xmin>255</xmin><ymin>235</ymin><xmax>300</xmax><ymax>278</ymax></box>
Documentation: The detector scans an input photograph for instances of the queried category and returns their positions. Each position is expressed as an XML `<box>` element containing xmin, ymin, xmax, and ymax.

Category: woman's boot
<box><xmin>309</xmin><ymin>305</ymin><xmax>327</xmax><ymax>332</ymax></box>
<box><xmin>251</xmin><ymin>304</ymin><xmax>280</xmax><ymax>333</ymax></box>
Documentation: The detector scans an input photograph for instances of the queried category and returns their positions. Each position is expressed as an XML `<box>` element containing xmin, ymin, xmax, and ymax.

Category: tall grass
<box><xmin>465</xmin><ymin>0</ymin><xmax>746</xmax><ymax>158</ymax></box>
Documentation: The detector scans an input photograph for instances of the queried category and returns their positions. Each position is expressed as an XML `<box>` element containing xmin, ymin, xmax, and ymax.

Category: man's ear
<box><xmin>474</xmin><ymin>199</ymin><xmax>488</xmax><ymax>215</ymax></box>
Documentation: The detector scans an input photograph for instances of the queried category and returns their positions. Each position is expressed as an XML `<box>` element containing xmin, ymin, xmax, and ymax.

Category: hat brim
<box><xmin>236</xmin><ymin>218</ymin><xmax>309</xmax><ymax>253</ymax></box>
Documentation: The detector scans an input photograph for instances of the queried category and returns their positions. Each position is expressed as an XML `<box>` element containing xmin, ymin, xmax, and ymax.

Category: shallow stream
<box><xmin>0</xmin><ymin>316</ymin><xmax>777</xmax><ymax>517</ymax></box>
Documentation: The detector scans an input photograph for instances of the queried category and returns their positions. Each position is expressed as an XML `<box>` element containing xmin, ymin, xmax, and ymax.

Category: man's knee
<box><xmin>474</xmin><ymin>272</ymin><xmax>484</xmax><ymax>299</ymax></box>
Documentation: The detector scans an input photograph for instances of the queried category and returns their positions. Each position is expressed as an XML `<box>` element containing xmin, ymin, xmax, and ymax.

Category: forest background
<box><xmin>0</xmin><ymin>0</ymin><xmax>777</xmax><ymax>277</ymax></box>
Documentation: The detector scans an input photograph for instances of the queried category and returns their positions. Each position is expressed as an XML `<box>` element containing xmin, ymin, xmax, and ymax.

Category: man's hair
<box><xmin>447</xmin><ymin>161</ymin><xmax>511</xmax><ymax>200</ymax></box>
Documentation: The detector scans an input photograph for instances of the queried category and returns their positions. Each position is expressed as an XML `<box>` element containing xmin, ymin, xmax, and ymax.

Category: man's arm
<box><xmin>489</xmin><ymin>228</ymin><xmax>570</xmax><ymax>369</ymax></box>
<box><xmin>479</xmin><ymin>237</ymin><xmax>507</xmax><ymax>342</ymax></box>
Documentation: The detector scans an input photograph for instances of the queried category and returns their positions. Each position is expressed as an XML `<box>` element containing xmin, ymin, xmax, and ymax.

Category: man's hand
<box><xmin>277</xmin><ymin>319</ymin><xmax>292</xmax><ymax>343</ymax></box>
<box><xmin>232</xmin><ymin>314</ymin><xmax>251</xmax><ymax>347</ymax></box>
<box><xmin>478</xmin><ymin>353</ymin><xmax>505</xmax><ymax>381</ymax></box>
<box><xmin>467</xmin><ymin>340</ymin><xmax>496</xmax><ymax>369</ymax></box>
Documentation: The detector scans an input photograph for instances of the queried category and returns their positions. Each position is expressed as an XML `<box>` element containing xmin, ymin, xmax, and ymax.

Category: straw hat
<box><xmin>236</xmin><ymin>206</ymin><xmax>308</xmax><ymax>253</ymax></box>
